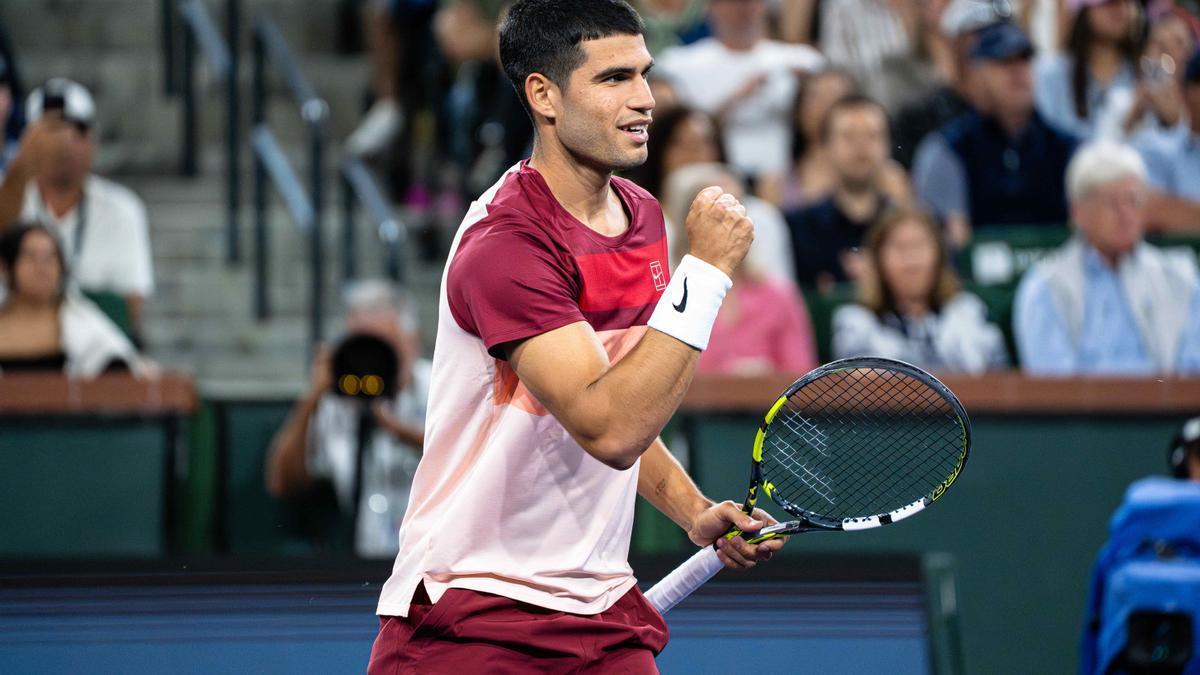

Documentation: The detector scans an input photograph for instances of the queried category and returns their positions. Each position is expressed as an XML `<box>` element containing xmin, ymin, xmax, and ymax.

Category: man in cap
<box><xmin>0</xmin><ymin>78</ymin><xmax>154</xmax><ymax>338</ymax></box>
<box><xmin>912</xmin><ymin>20</ymin><xmax>1078</xmax><ymax>247</ymax></box>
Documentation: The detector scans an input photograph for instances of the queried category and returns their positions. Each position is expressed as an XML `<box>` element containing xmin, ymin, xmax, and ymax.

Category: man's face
<box><xmin>974</xmin><ymin>56</ymin><xmax>1032</xmax><ymax>119</ymax></box>
<box><xmin>41</xmin><ymin>111</ymin><xmax>93</xmax><ymax>188</ymax></box>
<box><xmin>1072</xmin><ymin>175</ymin><xmax>1147</xmax><ymax>260</ymax></box>
<box><xmin>825</xmin><ymin>105</ymin><xmax>889</xmax><ymax>190</ymax></box>
<box><xmin>554</xmin><ymin>34</ymin><xmax>656</xmax><ymax>172</ymax></box>
<box><xmin>973</xmin><ymin>56</ymin><xmax>1034</xmax><ymax>119</ymax></box>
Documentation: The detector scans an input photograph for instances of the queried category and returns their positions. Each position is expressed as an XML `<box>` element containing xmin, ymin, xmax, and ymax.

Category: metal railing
<box><xmin>340</xmin><ymin>157</ymin><xmax>406</xmax><ymax>283</ymax></box>
<box><xmin>171</xmin><ymin>0</ymin><xmax>242</xmax><ymax>264</ymax></box>
<box><xmin>251</xmin><ymin>14</ymin><xmax>329</xmax><ymax>347</ymax></box>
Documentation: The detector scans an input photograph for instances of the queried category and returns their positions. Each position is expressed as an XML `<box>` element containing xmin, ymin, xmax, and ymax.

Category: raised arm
<box><xmin>507</xmin><ymin>186</ymin><xmax>752</xmax><ymax>470</ymax></box>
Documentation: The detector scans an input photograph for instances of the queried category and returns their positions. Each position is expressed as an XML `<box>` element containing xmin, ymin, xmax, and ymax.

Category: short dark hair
<box><xmin>499</xmin><ymin>0</ymin><xmax>645</xmax><ymax>115</ymax></box>
<box><xmin>820</xmin><ymin>93</ymin><xmax>889</xmax><ymax>142</ymax></box>
<box><xmin>0</xmin><ymin>222</ymin><xmax>67</xmax><ymax>298</ymax></box>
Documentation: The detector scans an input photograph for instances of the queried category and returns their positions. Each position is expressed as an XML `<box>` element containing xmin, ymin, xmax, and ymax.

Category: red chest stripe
<box><xmin>575</xmin><ymin>241</ymin><xmax>669</xmax><ymax>312</ymax></box>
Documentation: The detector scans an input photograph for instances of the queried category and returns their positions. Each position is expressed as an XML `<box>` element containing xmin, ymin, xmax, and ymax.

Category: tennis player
<box><xmin>368</xmin><ymin>1</ymin><xmax>784</xmax><ymax>671</ymax></box>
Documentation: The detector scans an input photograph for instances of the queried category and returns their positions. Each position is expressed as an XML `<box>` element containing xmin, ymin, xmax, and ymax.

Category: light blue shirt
<box><xmin>1138</xmin><ymin>133</ymin><xmax>1200</xmax><ymax>202</ymax></box>
<box><xmin>1034</xmin><ymin>53</ymin><xmax>1135</xmax><ymax>141</ymax></box>
<box><xmin>1015</xmin><ymin>244</ymin><xmax>1200</xmax><ymax>375</ymax></box>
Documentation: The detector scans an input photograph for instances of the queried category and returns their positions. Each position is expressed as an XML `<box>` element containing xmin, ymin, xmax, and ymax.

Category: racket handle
<box><xmin>644</xmin><ymin>545</ymin><xmax>724</xmax><ymax>615</ymax></box>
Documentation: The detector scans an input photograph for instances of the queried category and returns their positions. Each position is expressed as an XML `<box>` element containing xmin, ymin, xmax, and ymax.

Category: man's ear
<box><xmin>526</xmin><ymin>73</ymin><xmax>560</xmax><ymax>123</ymax></box>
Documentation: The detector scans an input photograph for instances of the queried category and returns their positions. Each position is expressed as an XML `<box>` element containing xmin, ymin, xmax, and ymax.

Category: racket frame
<box><xmin>729</xmin><ymin>357</ymin><xmax>971</xmax><ymax>545</ymax></box>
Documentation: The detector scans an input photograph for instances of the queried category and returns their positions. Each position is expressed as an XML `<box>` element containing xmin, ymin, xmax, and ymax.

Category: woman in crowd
<box><xmin>833</xmin><ymin>209</ymin><xmax>1008</xmax><ymax>374</ymax></box>
<box><xmin>759</xmin><ymin>68</ymin><xmax>910</xmax><ymax>211</ymax></box>
<box><xmin>1034</xmin><ymin>0</ymin><xmax>1150</xmax><ymax>140</ymax></box>
<box><xmin>1121</xmin><ymin>7</ymin><xmax>1197</xmax><ymax>139</ymax></box>
<box><xmin>0</xmin><ymin>222</ymin><xmax>148</xmax><ymax>376</ymax></box>
<box><xmin>662</xmin><ymin>162</ymin><xmax>817</xmax><ymax>376</ymax></box>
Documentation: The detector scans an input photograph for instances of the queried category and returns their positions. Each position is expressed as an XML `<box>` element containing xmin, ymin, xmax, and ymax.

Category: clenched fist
<box><xmin>684</xmin><ymin>185</ymin><xmax>754</xmax><ymax>278</ymax></box>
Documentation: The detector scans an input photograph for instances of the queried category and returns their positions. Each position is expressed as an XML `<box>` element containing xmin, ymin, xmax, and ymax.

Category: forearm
<box><xmin>529</xmin><ymin>327</ymin><xmax>700</xmax><ymax>470</ymax></box>
<box><xmin>380</xmin><ymin>417</ymin><xmax>424</xmax><ymax>450</ymax></box>
<box><xmin>264</xmin><ymin>393</ymin><xmax>320</xmax><ymax>496</ymax></box>
<box><xmin>0</xmin><ymin>160</ymin><xmax>32</xmax><ymax>231</ymax></box>
<box><xmin>637</xmin><ymin>438</ymin><xmax>712</xmax><ymax>532</ymax></box>
<box><xmin>1145</xmin><ymin>192</ymin><xmax>1200</xmax><ymax>234</ymax></box>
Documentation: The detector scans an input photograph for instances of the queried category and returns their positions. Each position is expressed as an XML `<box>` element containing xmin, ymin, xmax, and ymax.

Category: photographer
<box><xmin>265</xmin><ymin>280</ymin><xmax>429</xmax><ymax>558</ymax></box>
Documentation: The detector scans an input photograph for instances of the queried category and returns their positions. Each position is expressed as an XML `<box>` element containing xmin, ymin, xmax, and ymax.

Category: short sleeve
<box><xmin>447</xmin><ymin>225</ymin><xmax>584</xmax><ymax>358</ymax></box>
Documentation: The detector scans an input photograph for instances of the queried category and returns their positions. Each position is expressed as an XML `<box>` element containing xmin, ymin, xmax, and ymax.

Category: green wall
<box><xmin>0</xmin><ymin>422</ymin><xmax>169</xmax><ymax>557</ymax></box>
<box><xmin>678</xmin><ymin>413</ymin><xmax>1188</xmax><ymax>674</ymax></box>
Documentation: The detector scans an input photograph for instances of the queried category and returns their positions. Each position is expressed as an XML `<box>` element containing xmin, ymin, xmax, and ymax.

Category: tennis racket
<box><xmin>644</xmin><ymin>356</ymin><xmax>971</xmax><ymax>614</ymax></box>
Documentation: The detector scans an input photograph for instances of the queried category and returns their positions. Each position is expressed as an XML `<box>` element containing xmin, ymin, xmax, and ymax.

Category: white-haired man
<box><xmin>1014</xmin><ymin>141</ymin><xmax>1200</xmax><ymax>376</ymax></box>
<box><xmin>266</xmin><ymin>280</ymin><xmax>429</xmax><ymax>557</ymax></box>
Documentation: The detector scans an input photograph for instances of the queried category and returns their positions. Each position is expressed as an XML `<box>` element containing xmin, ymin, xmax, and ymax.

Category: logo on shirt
<box><xmin>650</xmin><ymin>260</ymin><xmax>667</xmax><ymax>291</ymax></box>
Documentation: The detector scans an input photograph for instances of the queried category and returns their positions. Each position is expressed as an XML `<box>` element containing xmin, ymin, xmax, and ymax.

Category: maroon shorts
<box><xmin>367</xmin><ymin>584</ymin><xmax>669</xmax><ymax>674</ymax></box>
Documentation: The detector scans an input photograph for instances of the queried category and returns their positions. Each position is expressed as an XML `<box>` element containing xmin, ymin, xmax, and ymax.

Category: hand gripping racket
<box><xmin>645</xmin><ymin>357</ymin><xmax>971</xmax><ymax>614</ymax></box>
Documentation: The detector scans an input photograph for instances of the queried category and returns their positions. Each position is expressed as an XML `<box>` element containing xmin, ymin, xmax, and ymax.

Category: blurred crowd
<box><xmin>342</xmin><ymin>0</ymin><xmax>1200</xmax><ymax>380</ymax></box>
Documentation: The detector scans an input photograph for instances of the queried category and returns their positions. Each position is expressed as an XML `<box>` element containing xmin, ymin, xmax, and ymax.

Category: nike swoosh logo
<box><xmin>673</xmin><ymin>277</ymin><xmax>688</xmax><ymax>313</ymax></box>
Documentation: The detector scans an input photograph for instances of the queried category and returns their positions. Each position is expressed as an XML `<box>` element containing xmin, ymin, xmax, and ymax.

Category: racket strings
<box><xmin>760</xmin><ymin>366</ymin><xmax>964</xmax><ymax>522</ymax></box>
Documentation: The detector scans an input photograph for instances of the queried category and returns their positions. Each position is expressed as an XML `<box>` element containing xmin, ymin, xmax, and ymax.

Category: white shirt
<box><xmin>21</xmin><ymin>175</ymin><xmax>155</xmax><ymax>297</ymax></box>
<box><xmin>309</xmin><ymin>358</ymin><xmax>430</xmax><ymax>558</ymax></box>
<box><xmin>656</xmin><ymin>38</ymin><xmax>823</xmax><ymax>176</ymax></box>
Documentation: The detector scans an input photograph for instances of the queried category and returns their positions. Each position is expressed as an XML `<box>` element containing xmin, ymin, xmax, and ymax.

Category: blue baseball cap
<box><xmin>1186</xmin><ymin>49</ymin><xmax>1200</xmax><ymax>85</ymax></box>
<box><xmin>970</xmin><ymin>21</ymin><xmax>1034</xmax><ymax>62</ymax></box>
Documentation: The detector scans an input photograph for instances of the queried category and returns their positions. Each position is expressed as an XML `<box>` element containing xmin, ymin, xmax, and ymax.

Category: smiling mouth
<box><xmin>619</xmin><ymin>123</ymin><xmax>650</xmax><ymax>143</ymax></box>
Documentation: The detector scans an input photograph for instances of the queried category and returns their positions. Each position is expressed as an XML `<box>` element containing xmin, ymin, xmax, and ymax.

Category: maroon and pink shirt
<box><xmin>377</xmin><ymin>162</ymin><xmax>671</xmax><ymax>617</ymax></box>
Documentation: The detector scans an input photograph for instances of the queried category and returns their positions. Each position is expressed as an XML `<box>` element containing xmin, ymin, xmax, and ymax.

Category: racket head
<box><xmin>748</xmin><ymin>357</ymin><xmax>970</xmax><ymax>533</ymax></box>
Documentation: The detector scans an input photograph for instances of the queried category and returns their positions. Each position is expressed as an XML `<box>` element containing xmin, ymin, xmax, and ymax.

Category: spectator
<box><xmin>785</xmin><ymin>94</ymin><xmax>897</xmax><ymax>291</ymax></box>
<box><xmin>1138</xmin><ymin>48</ymin><xmax>1200</xmax><ymax>231</ymax></box>
<box><xmin>1034</xmin><ymin>0</ymin><xmax>1146</xmax><ymax>140</ymax></box>
<box><xmin>1168</xmin><ymin>415</ymin><xmax>1200</xmax><ymax>480</ymax></box>
<box><xmin>760</xmin><ymin>68</ymin><xmax>910</xmax><ymax>211</ymax></box>
<box><xmin>1120</xmin><ymin>8</ymin><xmax>1196</xmax><ymax>142</ymax></box>
<box><xmin>663</xmin><ymin>160</ymin><xmax>797</xmax><ymax>286</ymax></box>
<box><xmin>0</xmin><ymin>223</ymin><xmax>147</xmax><ymax>377</ymax></box>
<box><xmin>1014</xmin><ymin>141</ymin><xmax>1200</xmax><ymax>376</ymax></box>
<box><xmin>654</xmin><ymin>0</ymin><xmax>822</xmax><ymax>181</ymax></box>
<box><xmin>833</xmin><ymin>209</ymin><xmax>1008</xmax><ymax>374</ymax></box>
<box><xmin>891</xmin><ymin>0</ymin><xmax>999</xmax><ymax>168</ymax></box>
<box><xmin>0</xmin><ymin>79</ymin><xmax>154</xmax><ymax>339</ymax></box>
<box><xmin>913</xmin><ymin>21</ymin><xmax>1078</xmax><ymax>247</ymax></box>
<box><xmin>661</xmin><ymin>163</ymin><xmax>817</xmax><ymax>376</ymax></box>
<box><xmin>266</xmin><ymin>280</ymin><xmax>429</xmax><ymax>558</ymax></box>
<box><xmin>628</xmin><ymin>106</ymin><xmax>723</xmax><ymax>202</ymax></box>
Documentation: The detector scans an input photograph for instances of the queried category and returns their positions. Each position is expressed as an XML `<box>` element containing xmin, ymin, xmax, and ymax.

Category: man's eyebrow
<box><xmin>593</xmin><ymin>60</ymin><xmax>655</xmax><ymax>81</ymax></box>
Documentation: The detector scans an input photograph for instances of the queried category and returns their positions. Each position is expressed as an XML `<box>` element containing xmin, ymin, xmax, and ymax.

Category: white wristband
<box><xmin>648</xmin><ymin>255</ymin><xmax>732</xmax><ymax>351</ymax></box>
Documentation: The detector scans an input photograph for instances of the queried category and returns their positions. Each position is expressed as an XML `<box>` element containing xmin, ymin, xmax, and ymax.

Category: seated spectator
<box><xmin>1138</xmin><ymin>49</ymin><xmax>1200</xmax><ymax>231</ymax></box>
<box><xmin>661</xmin><ymin>163</ymin><xmax>817</xmax><ymax>376</ymax></box>
<box><xmin>654</xmin><ymin>0</ymin><xmax>822</xmax><ymax>182</ymax></box>
<box><xmin>786</xmin><ymin>94</ymin><xmax>899</xmax><ymax>291</ymax></box>
<box><xmin>0</xmin><ymin>223</ymin><xmax>147</xmax><ymax>377</ymax></box>
<box><xmin>0</xmin><ymin>79</ymin><xmax>154</xmax><ymax>339</ymax></box>
<box><xmin>664</xmin><ymin>158</ymin><xmax>801</xmax><ymax>286</ymax></box>
<box><xmin>628</xmin><ymin>106</ymin><xmax>723</xmax><ymax>203</ymax></box>
<box><xmin>891</xmin><ymin>0</ymin><xmax>998</xmax><ymax>168</ymax></box>
<box><xmin>1034</xmin><ymin>0</ymin><xmax>1147</xmax><ymax>140</ymax></box>
<box><xmin>1014</xmin><ymin>141</ymin><xmax>1200</xmax><ymax>376</ymax></box>
<box><xmin>266</xmin><ymin>280</ymin><xmax>429</xmax><ymax>558</ymax></box>
<box><xmin>760</xmin><ymin>68</ymin><xmax>910</xmax><ymax>210</ymax></box>
<box><xmin>833</xmin><ymin>209</ymin><xmax>1008</xmax><ymax>374</ymax></box>
<box><xmin>914</xmin><ymin>21</ymin><xmax>1078</xmax><ymax>247</ymax></box>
